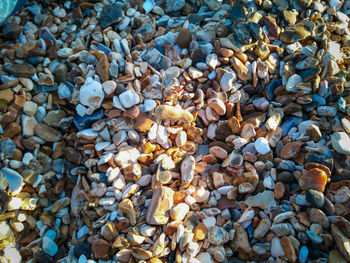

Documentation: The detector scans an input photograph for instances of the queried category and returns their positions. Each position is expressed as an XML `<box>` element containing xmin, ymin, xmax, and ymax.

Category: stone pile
<box><xmin>1</xmin><ymin>0</ymin><xmax>350</xmax><ymax>262</ymax></box>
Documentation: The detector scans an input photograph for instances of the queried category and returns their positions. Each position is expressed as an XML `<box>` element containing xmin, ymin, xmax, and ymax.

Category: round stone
<box><xmin>254</xmin><ymin>137</ymin><xmax>271</xmax><ymax>155</ymax></box>
<box><xmin>331</xmin><ymin>132</ymin><xmax>350</xmax><ymax>155</ymax></box>
<box><xmin>306</xmin><ymin>189</ymin><xmax>325</xmax><ymax>208</ymax></box>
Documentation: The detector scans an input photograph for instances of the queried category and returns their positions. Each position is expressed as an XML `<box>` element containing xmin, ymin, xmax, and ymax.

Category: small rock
<box><xmin>176</xmin><ymin>28</ymin><xmax>191</xmax><ymax>48</ymax></box>
<box><xmin>117</xmin><ymin>90</ymin><xmax>139</xmax><ymax>110</ymax></box>
<box><xmin>4</xmin><ymin>63</ymin><xmax>35</xmax><ymax>78</ymax></box>
<box><xmin>181</xmin><ymin>156</ymin><xmax>195</xmax><ymax>187</ymax></box>
<box><xmin>79</xmin><ymin>77</ymin><xmax>105</xmax><ymax>113</ymax></box>
<box><xmin>208</xmin><ymin>226</ymin><xmax>229</xmax><ymax>246</ymax></box>
<box><xmin>220</xmin><ymin>71</ymin><xmax>237</xmax><ymax>92</ymax></box>
<box><xmin>92</xmin><ymin>239</ymin><xmax>111</xmax><ymax>260</ymax></box>
<box><xmin>254</xmin><ymin>137</ymin><xmax>271</xmax><ymax>155</ymax></box>
<box><xmin>245</xmin><ymin>190</ymin><xmax>276</xmax><ymax>209</ymax></box>
<box><xmin>146</xmin><ymin>186</ymin><xmax>174</xmax><ymax>225</ymax></box>
<box><xmin>306</xmin><ymin>189</ymin><xmax>325</xmax><ymax>208</ymax></box>
<box><xmin>99</xmin><ymin>2</ymin><xmax>124</xmax><ymax>28</ymax></box>
<box><xmin>331</xmin><ymin>132</ymin><xmax>350</xmax><ymax>155</ymax></box>
<box><xmin>42</xmin><ymin>236</ymin><xmax>58</xmax><ymax>257</ymax></box>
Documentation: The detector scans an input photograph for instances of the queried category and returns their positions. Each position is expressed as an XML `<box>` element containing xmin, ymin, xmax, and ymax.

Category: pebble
<box><xmin>331</xmin><ymin>132</ymin><xmax>350</xmax><ymax>155</ymax></box>
<box><xmin>79</xmin><ymin>77</ymin><xmax>105</xmax><ymax>113</ymax></box>
<box><xmin>42</xmin><ymin>236</ymin><xmax>58</xmax><ymax>256</ymax></box>
<box><xmin>119</xmin><ymin>90</ymin><xmax>140</xmax><ymax>109</ymax></box>
<box><xmin>254</xmin><ymin>137</ymin><xmax>271</xmax><ymax>155</ymax></box>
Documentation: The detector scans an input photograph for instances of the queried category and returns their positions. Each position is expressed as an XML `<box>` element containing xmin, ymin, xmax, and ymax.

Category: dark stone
<box><xmin>306</xmin><ymin>189</ymin><xmax>325</xmax><ymax>208</ymax></box>
<box><xmin>186</xmin><ymin>14</ymin><xmax>203</xmax><ymax>24</ymax></box>
<box><xmin>303</xmin><ymin>94</ymin><xmax>326</xmax><ymax>111</ymax></box>
<box><xmin>39</xmin><ymin>27</ymin><xmax>56</xmax><ymax>42</ymax></box>
<box><xmin>278</xmin><ymin>160</ymin><xmax>295</xmax><ymax>171</ymax></box>
<box><xmin>280</xmin><ymin>117</ymin><xmax>303</xmax><ymax>137</ymax></box>
<box><xmin>265</xmin><ymin>79</ymin><xmax>282</xmax><ymax>100</ymax></box>
<box><xmin>277</xmin><ymin>171</ymin><xmax>296</xmax><ymax>184</ymax></box>
<box><xmin>234</xmin><ymin>22</ymin><xmax>252</xmax><ymax>44</ymax></box>
<box><xmin>52</xmin><ymin>159</ymin><xmax>65</xmax><ymax>174</ymax></box>
<box><xmin>215</xmin><ymin>121</ymin><xmax>232</xmax><ymax>141</ymax></box>
<box><xmin>247</xmin><ymin>21</ymin><xmax>263</xmax><ymax>41</ymax></box>
<box><xmin>4</xmin><ymin>63</ymin><xmax>35</xmax><ymax>78</ymax></box>
<box><xmin>34</xmin><ymin>250</ymin><xmax>53</xmax><ymax>263</ymax></box>
<box><xmin>3</xmin><ymin>22</ymin><xmax>22</xmax><ymax>39</ymax></box>
<box><xmin>141</xmin><ymin>48</ymin><xmax>171</xmax><ymax>71</ymax></box>
<box><xmin>99</xmin><ymin>2</ymin><xmax>124</xmax><ymax>28</ymax></box>
<box><xmin>299</xmin><ymin>66</ymin><xmax>321</xmax><ymax>81</ymax></box>
<box><xmin>176</xmin><ymin>28</ymin><xmax>192</xmax><ymax>49</ymax></box>
<box><xmin>88</xmin><ymin>173</ymin><xmax>108</xmax><ymax>184</ymax></box>
<box><xmin>191</xmin><ymin>49</ymin><xmax>206</xmax><ymax>65</ymax></box>
<box><xmin>74</xmin><ymin>242</ymin><xmax>92</xmax><ymax>259</ymax></box>
<box><xmin>34</xmin><ymin>84</ymin><xmax>58</xmax><ymax>92</ymax></box>
<box><xmin>54</xmin><ymin>63</ymin><xmax>68</xmax><ymax>83</ymax></box>
<box><xmin>73</xmin><ymin>109</ymin><xmax>105</xmax><ymax>131</ymax></box>
<box><xmin>27</xmin><ymin>56</ymin><xmax>45</xmax><ymax>66</ymax></box>
<box><xmin>323</xmin><ymin>197</ymin><xmax>335</xmax><ymax>215</ymax></box>
<box><xmin>229</xmin><ymin>3</ymin><xmax>247</xmax><ymax>23</ymax></box>
<box><xmin>305</xmin><ymin>152</ymin><xmax>334</xmax><ymax>171</ymax></box>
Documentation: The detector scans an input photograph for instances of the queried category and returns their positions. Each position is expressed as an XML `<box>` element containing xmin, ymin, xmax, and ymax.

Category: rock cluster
<box><xmin>1</xmin><ymin>0</ymin><xmax>350</xmax><ymax>262</ymax></box>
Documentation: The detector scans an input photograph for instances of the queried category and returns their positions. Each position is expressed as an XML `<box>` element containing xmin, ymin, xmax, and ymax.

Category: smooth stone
<box><xmin>1</xmin><ymin>167</ymin><xmax>23</xmax><ymax>194</ymax></box>
<box><xmin>34</xmin><ymin>123</ymin><xmax>62</xmax><ymax>142</ymax></box>
<box><xmin>271</xmin><ymin>236</ymin><xmax>285</xmax><ymax>258</ymax></box>
<box><xmin>58</xmin><ymin>83</ymin><xmax>71</xmax><ymax>99</ymax></box>
<box><xmin>331</xmin><ymin>132</ymin><xmax>350</xmax><ymax>154</ymax></box>
<box><xmin>306</xmin><ymin>230</ymin><xmax>323</xmax><ymax>244</ymax></box>
<box><xmin>73</xmin><ymin>109</ymin><xmax>105</xmax><ymax>131</ymax></box>
<box><xmin>220</xmin><ymin>71</ymin><xmax>237</xmax><ymax>92</ymax></box>
<box><xmin>143</xmin><ymin>0</ymin><xmax>155</xmax><ymax>13</ymax></box>
<box><xmin>299</xmin><ymin>246</ymin><xmax>309</xmax><ymax>263</ymax></box>
<box><xmin>4</xmin><ymin>63</ymin><xmax>35</xmax><ymax>78</ymax></box>
<box><xmin>42</xmin><ymin>236</ymin><xmax>58</xmax><ymax>256</ymax></box>
<box><xmin>306</xmin><ymin>189</ymin><xmax>325</xmax><ymax>208</ymax></box>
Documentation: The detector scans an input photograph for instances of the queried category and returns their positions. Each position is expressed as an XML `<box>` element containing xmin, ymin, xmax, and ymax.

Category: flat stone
<box><xmin>146</xmin><ymin>186</ymin><xmax>173</xmax><ymax>225</ymax></box>
<box><xmin>42</xmin><ymin>236</ymin><xmax>58</xmax><ymax>257</ymax></box>
<box><xmin>99</xmin><ymin>2</ymin><xmax>124</xmax><ymax>28</ymax></box>
<box><xmin>208</xmin><ymin>226</ymin><xmax>229</xmax><ymax>246</ymax></box>
<box><xmin>92</xmin><ymin>239</ymin><xmax>111</xmax><ymax>260</ymax></box>
<box><xmin>245</xmin><ymin>190</ymin><xmax>277</xmax><ymax>209</ymax></box>
<box><xmin>4</xmin><ymin>63</ymin><xmax>35</xmax><ymax>78</ymax></box>
<box><xmin>181</xmin><ymin>156</ymin><xmax>195</xmax><ymax>187</ymax></box>
<box><xmin>34</xmin><ymin>123</ymin><xmax>62</xmax><ymax>142</ymax></box>
<box><xmin>142</xmin><ymin>48</ymin><xmax>171</xmax><ymax>71</ymax></box>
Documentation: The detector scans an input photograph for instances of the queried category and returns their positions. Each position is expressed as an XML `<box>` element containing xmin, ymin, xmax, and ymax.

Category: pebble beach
<box><xmin>1</xmin><ymin>0</ymin><xmax>350</xmax><ymax>262</ymax></box>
